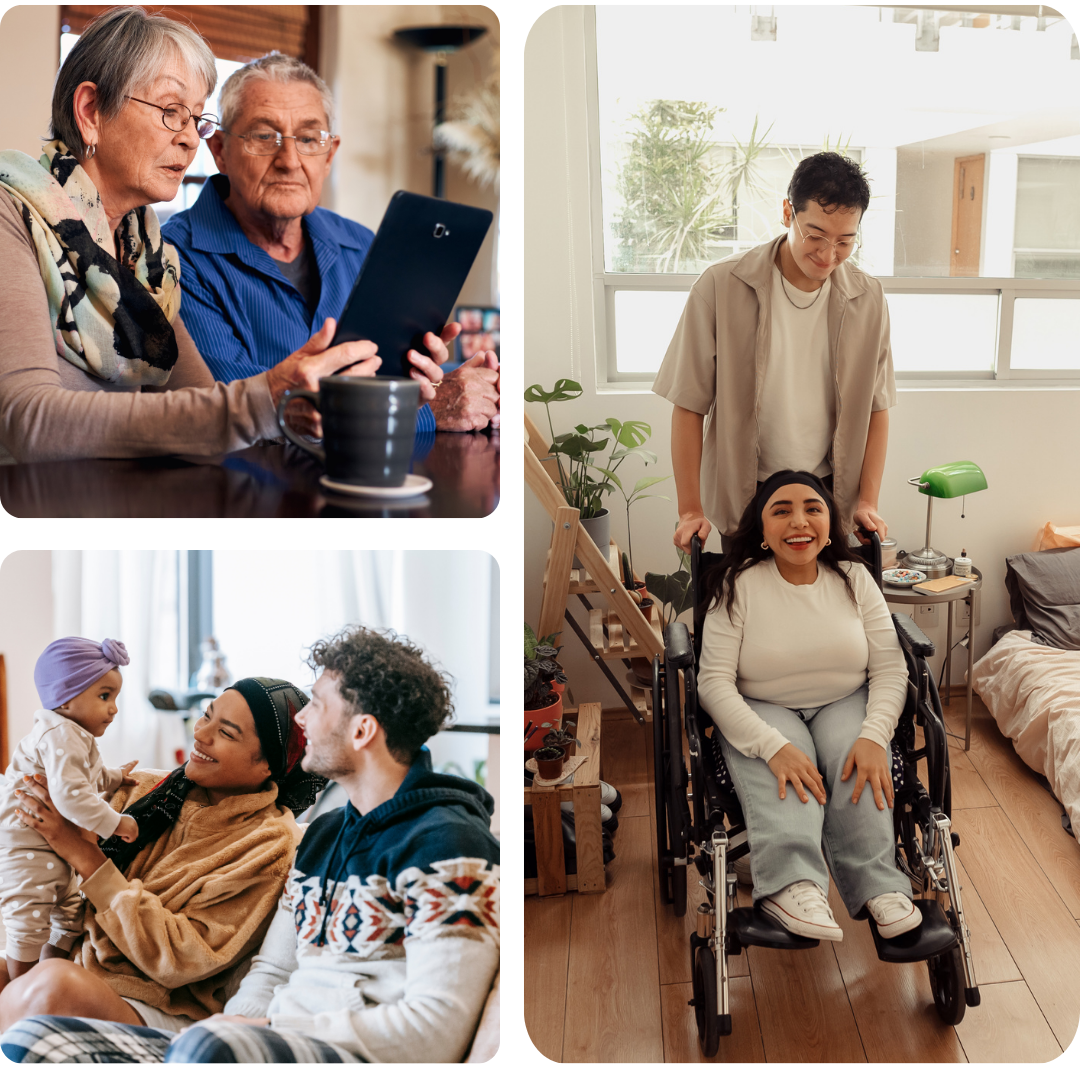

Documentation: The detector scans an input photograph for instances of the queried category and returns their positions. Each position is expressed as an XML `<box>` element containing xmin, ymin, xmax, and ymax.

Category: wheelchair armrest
<box><xmin>893</xmin><ymin>612</ymin><xmax>935</xmax><ymax>657</ymax></box>
<box><xmin>663</xmin><ymin>620</ymin><xmax>694</xmax><ymax>669</ymax></box>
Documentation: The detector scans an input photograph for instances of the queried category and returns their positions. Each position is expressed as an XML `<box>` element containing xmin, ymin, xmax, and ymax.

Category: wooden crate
<box><xmin>525</xmin><ymin>702</ymin><xmax>605</xmax><ymax>896</ymax></box>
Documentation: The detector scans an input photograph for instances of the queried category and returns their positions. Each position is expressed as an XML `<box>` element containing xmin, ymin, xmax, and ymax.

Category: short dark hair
<box><xmin>307</xmin><ymin>627</ymin><xmax>453</xmax><ymax>765</ymax></box>
<box><xmin>788</xmin><ymin>152</ymin><xmax>871</xmax><ymax>217</ymax></box>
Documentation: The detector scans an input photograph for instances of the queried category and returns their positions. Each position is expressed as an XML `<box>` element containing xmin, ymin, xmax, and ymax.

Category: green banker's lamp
<box><xmin>900</xmin><ymin>460</ymin><xmax>988</xmax><ymax>578</ymax></box>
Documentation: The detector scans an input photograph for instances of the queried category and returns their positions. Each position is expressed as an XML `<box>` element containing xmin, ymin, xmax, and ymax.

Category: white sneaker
<box><xmin>865</xmin><ymin>892</ymin><xmax>922</xmax><ymax>938</ymax></box>
<box><xmin>761</xmin><ymin>881</ymin><xmax>843</xmax><ymax>941</ymax></box>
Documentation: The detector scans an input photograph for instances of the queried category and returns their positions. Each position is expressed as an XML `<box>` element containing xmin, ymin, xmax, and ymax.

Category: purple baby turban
<box><xmin>34</xmin><ymin>637</ymin><xmax>130</xmax><ymax>711</ymax></box>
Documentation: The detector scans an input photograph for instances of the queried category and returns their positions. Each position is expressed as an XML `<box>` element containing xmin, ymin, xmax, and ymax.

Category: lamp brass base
<box><xmin>901</xmin><ymin>548</ymin><xmax>953</xmax><ymax>579</ymax></box>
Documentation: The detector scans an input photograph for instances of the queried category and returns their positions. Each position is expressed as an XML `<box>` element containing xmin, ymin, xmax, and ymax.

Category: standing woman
<box><xmin>696</xmin><ymin>470</ymin><xmax>920</xmax><ymax>941</ymax></box>
<box><xmin>0</xmin><ymin>7</ymin><xmax>440</xmax><ymax>464</ymax></box>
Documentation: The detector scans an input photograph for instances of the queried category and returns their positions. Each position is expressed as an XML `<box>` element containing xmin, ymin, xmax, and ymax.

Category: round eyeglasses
<box><xmin>792</xmin><ymin>213</ymin><xmax>860</xmax><ymax>258</ymax></box>
<box><xmin>220</xmin><ymin>126</ymin><xmax>336</xmax><ymax>157</ymax></box>
<box><xmin>128</xmin><ymin>97</ymin><xmax>218</xmax><ymax>139</ymax></box>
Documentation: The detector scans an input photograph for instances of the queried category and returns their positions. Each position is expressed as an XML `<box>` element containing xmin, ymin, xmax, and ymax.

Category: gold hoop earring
<box><xmin>825</xmin><ymin>538</ymin><xmax>832</xmax><ymax>546</ymax></box>
<box><xmin>761</xmin><ymin>540</ymin><xmax>769</xmax><ymax>550</ymax></box>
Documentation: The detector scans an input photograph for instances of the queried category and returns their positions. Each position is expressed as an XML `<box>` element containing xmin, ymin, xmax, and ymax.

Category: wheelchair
<box><xmin>652</xmin><ymin>533</ymin><xmax>980</xmax><ymax>1056</ymax></box>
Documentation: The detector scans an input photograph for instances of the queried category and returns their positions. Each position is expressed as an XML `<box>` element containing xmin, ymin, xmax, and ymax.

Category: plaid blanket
<box><xmin>0</xmin><ymin>1015</ymin><xmax>361</xmax><ymax>1063</ymax></box>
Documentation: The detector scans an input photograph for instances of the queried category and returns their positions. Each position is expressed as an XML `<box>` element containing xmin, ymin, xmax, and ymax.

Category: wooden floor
<box><xmin>524</xmin><ymin>694</ymin><xmax>1080</xmax><ymax>1062</ymax></box>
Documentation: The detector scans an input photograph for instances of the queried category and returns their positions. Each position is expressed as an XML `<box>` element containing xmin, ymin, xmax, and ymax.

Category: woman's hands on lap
<box><xmin>841</xmin><ymin>737</ymin><xmax>894</xmax><ymax>810</ymax></box>
<box><xmin>766</xmin><ymin>744</ymin><xmax>827</xmax><ymax>805</ymax></box>
<box><xmin>14</xmin><ymin>774</ymin><xmax>107</xmax><ymax>880</ymax></box>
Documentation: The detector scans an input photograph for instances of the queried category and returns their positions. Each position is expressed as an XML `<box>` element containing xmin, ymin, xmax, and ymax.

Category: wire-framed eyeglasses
<box><xmin>128</xmin><ymin>97</ymin><xmax>218</xmax><ymax>139</ymax></box>
<box><xmin>791</xmin><ymin>213</ymin><xmax>860</xmax><ymax>257</ymax></box>
<box><xmin>220</xmin><ymin>126</ymin><xmax>336</xmax><ymax>157</ymax></box>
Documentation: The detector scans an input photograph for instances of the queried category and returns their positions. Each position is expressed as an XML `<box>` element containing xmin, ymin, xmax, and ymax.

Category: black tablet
<box><xmin>331</xmin><ymin>191</ymin><xmax>494</xmax><ymax>377</ymax></box>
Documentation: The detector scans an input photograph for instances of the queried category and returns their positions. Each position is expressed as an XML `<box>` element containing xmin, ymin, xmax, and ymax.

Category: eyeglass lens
<box><xmin>243</xmin><ymin>127</ymin><xmax>332</xmax><ymax>156</ymax></box>
<box><xmin>160</xmin><ymin>104</ymin><xmax>217</xmax><ymax>139</ymax></box>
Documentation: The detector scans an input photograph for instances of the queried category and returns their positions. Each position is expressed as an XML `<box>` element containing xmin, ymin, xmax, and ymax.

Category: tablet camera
<box><xmin>433</xmin><ymin>223</ymin><xmax>450</xmax><ymax>238</ymax></box>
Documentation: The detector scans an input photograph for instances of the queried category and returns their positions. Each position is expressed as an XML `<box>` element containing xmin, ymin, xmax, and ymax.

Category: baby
<box><xmin>0</xmin><ymin>637</ymin><xmax>139</xmax><ymax>980</ymax></box>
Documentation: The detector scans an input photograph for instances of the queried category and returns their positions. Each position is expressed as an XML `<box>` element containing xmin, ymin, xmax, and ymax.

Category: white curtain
<box><xmin>51</xmin><ymin>551</ymin><xmax>186</xmax><ymax>771</ymax></box>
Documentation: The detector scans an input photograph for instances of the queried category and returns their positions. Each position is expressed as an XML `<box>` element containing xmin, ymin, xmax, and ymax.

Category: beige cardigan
<box><xmin>0</xmin><ymin>191</ymin><xmax>280</xmax><ymax>464</ymax></box>
<box><xmin>74</xmin><ymin>772</ymin><xmax>301</xmax><ymax>1020</ymax></box>
<box><xmin>652</xmin><ymin>236</ymin><xmax>896</xmax><ymax>534</ymax></box>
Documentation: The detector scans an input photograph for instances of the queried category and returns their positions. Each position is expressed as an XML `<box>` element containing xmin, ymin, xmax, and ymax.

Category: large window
<box><xmin>590</xmin><ymin>6</ymin><xmax>1080</xmax><ymax>383</ymax></box>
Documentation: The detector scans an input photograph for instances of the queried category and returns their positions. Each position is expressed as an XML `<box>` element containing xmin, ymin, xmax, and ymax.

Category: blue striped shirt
<box><xmin>162</xmin><ymin>177</ymin><xmax>435</xmax><ymax>433</ymax></box>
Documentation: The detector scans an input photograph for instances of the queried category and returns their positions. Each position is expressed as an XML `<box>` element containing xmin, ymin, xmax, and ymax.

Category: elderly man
<box><xmin>0</xmin><ymin>626</ymin><xmax>500</xmax><ymax>1064</ymax></box>
<box><xmin>162</xmin><ymin>53</ymin><xmax>499</xmax><ymax>433</ymax></box>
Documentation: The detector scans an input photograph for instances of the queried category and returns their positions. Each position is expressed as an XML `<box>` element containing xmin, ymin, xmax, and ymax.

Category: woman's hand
<box><xmin>766</xmin><ymin>744</ymin><xmax>827</xmax><ymax>805</ymax></box>
<box><xmin>841</xmin><ymin>737</ymin><xmax>894</xmax><ymax>810</ymax></box>
<box><xmin>14</xmin><ymin>774</ymin><xmax>108</xmax><ymax>880</ymax></box>
<box><xmin>266</xmin><ymin>317</ymin><xmax>382</xmax><ymax>439</ymax></box>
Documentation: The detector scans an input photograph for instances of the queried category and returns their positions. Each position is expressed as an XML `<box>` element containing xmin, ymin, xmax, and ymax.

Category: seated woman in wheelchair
<box><xmin>697</xmin><ymin>469</ymin><xmax>921</xmax><ymax>942</ymax></box>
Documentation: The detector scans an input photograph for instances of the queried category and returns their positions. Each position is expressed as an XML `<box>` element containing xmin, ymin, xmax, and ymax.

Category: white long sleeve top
<box><xmin>0</xmin><ymin>709</ymin><xmax>124</xmax><ymax>840</ymax></box>
<box><xmin>697</xmin><ymin>559</ymin><xmax>908</xmax><ymax>762</ymax></box>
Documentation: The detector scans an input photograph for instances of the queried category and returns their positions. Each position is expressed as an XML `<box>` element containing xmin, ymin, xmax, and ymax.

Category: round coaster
<box><xmin>319</xmin><ymin>474</ymin><xmax>433</xmax><ymax>499</ymax></box>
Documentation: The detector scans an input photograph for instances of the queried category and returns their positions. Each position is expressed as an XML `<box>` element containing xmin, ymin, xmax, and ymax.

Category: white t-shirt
<box><xmin>697</xmin><ymin>559</ymin><xmax>908</xmax><ymax>762</ymax></box>
<box><xmin>757</xmin><ymin>267</ymin><xmax>834</xmax><ymax>481</ymax></box>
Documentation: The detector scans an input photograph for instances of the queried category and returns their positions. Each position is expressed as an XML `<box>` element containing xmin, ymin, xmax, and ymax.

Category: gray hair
<box><xmin>51</xmin><ymin>6</ymin><xmax>217</xmax><ymax>158</ymax></box>
<box><xmin>219</xmin><ymin>52</ymin><xmax>335</xmax><ymax>134</ymax></box>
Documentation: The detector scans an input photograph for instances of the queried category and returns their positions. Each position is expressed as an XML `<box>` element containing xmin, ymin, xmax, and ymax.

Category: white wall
<box><xmin>0</xmin><ymin>550</ymin><xmax>54</xmax><ymax>751</ymax></box>
<box><xmin>525</xmin><ymin>7</ymin><xmax>1080</xmax><ymax>710</ymax></box>
<box><xmin>0</xmin><ymin>5</ymin><xmax>58</xmax><ymax>156</ymax></box>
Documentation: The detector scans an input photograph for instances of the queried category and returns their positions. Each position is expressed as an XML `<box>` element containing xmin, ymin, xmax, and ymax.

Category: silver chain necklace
<box><xmin>778</xmin><ymin>266</ymin><xmax>824</xmax><ymax>310</ymax></box>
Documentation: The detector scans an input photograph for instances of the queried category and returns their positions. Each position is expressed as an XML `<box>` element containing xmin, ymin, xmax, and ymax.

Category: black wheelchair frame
<box><xmin>652</xmin><ymin>534</ymin><xmax>980</xmax><ymax>1055</ymax></box>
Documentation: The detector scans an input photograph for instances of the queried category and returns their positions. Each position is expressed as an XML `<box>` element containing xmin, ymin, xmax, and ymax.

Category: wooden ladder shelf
<box><xmin>526</xmin><ymin>412</ymin><xmax>664</xmax><ymax>722</ymax></box>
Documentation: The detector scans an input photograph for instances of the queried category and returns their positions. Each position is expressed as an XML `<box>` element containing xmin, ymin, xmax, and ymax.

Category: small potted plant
<box><xmin>542</xmin><ymin>725</ymin><xmax>580</xmax><ymax>762</ymax></box>
<box><xmin>525</xmin><ymin>623</ymin><xmax>567</xmax><ymax>751</ymax></box>
<box><xmin>532</xmin><ymin>744</ymin><xmax>565</xmax><ymax>780</ymax></box>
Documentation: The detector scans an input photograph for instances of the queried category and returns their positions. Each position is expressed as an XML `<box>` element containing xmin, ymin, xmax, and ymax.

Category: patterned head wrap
<box><xmin>99</xmin><ymin>676</ymin><xmax>327</xmax><ymax>872</ymax></box>
<box><xmin>228</xmin><ymin>677</ymin><xmax>328</xmax><ymax>816</ymax></box>
<box><xmin>35</xmin><ymin>637</ymin><xmax>130</xmax><ymax>710</ymax></box>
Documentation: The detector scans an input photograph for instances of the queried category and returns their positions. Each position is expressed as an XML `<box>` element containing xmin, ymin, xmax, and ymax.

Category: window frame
<box><xmin>584</xmin><ymin>6</ymin><xmax>1080</xmax><ymax>390</ymax></box>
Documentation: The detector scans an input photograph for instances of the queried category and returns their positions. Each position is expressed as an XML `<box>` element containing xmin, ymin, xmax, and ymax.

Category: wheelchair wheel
<box><xmin>692</xmin><ymin>944</ymin><xmax>720</xmax><ymax>1057</ymax></box>
<box><xmin>927</xmin><ymin>942</ymin><xmax>966</xmax><ymax>1026</ymax></box>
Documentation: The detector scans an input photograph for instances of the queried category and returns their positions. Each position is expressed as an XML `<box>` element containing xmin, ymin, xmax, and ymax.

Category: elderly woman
<box><xmin>0</xmin><ymin>677</ymin><xmax>324</xmax><ymax>1036</ymax></box>
<box><xmin>0</xmin><ymin>7</ymin><xmax>444</xmax><ymax>464</ymax></box>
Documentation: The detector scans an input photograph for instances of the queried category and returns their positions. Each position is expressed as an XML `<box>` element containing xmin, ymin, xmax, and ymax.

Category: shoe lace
<box><xmin>868</xmin><ymin>892</ymin><xmax>911</xmax><ymax>920</ymax></box>
<box><xmin>788</xmin><ymin>880</ymin><xmax>833</xmax><ymax>919</ymax></box>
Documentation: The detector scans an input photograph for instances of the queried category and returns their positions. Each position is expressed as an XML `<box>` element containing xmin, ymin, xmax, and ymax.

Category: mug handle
<box><xmin>277</xmin><ymin>388</ymin><xmax>325</xmax><ymax>463</ymax></box>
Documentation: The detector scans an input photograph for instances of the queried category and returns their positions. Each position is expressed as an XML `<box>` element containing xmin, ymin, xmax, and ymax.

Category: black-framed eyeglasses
<box><xmin>219</xmin><ymin>125</ymin><xmax>337</xmax><ymax>157</ymax></box>
<box><xmin>128</xmin><ymin>97</ymin><xmax>219</xmax><ymax>139</ymax></box>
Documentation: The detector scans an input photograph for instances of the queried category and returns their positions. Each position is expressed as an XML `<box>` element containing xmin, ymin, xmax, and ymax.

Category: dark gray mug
<box><xmin>277</xmin><ymin>376</ymin><xmax>421</xmax><ymax>487</ymax></box>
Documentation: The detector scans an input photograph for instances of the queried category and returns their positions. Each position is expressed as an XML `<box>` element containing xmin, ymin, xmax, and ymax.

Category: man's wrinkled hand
<box><xmin>414</xmin><ymin>350</ymin><xmax>499</xmax><ymax>431</ymax></box>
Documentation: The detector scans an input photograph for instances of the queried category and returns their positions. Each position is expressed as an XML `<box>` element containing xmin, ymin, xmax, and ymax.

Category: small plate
<box><xmin>882</xmin><ymin>567</ymin><xmax>928</xmax><ymax>588</ymax></box>
<box><xmin>319</xmin><ymin>474</ymin><xmax>433</xmax><ymax>499</ymax></box>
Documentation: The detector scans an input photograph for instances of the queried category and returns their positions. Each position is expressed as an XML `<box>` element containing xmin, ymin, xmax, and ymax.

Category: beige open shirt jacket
<box><xmin>652</xmin><ymin>236</ymin><xmax>897</xmax><ymax>535</ymax></box>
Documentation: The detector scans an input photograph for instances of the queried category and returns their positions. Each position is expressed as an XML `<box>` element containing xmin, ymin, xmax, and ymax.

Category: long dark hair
<box><xmin>700</xmin><ymin>471</ymin><xmax>864</xmax><ymax>620</ymax></box>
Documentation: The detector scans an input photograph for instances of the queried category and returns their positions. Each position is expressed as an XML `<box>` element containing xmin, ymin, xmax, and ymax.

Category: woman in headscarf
<box><xmin>0</xmin><ymin>677</ymin><xmax>325</xmax><ymax>1034</ymax></box>
<box><xmin>0</xmin><ymin>7</ymin><xmax>443</xmax><ymax>464</ymax></box>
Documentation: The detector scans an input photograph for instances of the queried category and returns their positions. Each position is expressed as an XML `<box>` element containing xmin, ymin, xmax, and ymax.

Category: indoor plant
<box><xmin>524</xmin><ymin>622</ymin><xmax>567</xmax><ymax>751</ymax></box>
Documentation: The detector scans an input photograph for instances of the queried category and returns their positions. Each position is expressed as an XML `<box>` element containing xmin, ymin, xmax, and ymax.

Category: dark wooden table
<box><xmin>0</xmin><ymin>431</ymin><xmax>499</xmax><ymax>518</ymax></box>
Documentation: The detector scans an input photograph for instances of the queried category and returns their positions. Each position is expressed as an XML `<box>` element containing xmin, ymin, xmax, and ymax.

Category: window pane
<box><xmin>886</xmin><ymin>293</ymin><xmax>998</xmax><ymax>372</ymax></box>
<box><xmin>1011</xmin><ymin>298</ymin><xmax>1080</xmax><ymax>369</ymax></box>
<box><xmin>595</xmin><ymin>6</ymin><xmax>1080</xmax><ymax>279</ymax></box>
<box><xmin>613</xmin><ymin>290</ymin><xmax>689</xmax><ymax>374</ymax></box>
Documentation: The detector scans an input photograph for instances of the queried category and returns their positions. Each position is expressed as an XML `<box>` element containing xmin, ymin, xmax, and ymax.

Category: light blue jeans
<box><xmin>717</xmin><ymin>683</ymin><xmax>912</xmax><ymax>916</ymax></box>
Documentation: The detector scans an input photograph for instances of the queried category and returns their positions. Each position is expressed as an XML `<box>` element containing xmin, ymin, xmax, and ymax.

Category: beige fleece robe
<box><xmin>72</xmin><ymin>771</ymin><xmax>301</xmax><ymax>1020</ymax></box>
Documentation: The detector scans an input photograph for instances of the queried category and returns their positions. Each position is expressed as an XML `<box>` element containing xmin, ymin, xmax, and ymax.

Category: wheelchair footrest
<box><xmin>730</xmin><ymin>906</ymin><xmax>820</xmax><ymax>951</ymax></box>
<box><xmin>868</xmin><ymin>900</ymin><xmax>959</xmax><ymax>963</ymax></box>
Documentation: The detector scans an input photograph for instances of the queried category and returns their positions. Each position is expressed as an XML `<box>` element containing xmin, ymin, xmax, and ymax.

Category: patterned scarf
<box><xmin>99</xmin><ymin>678</ymin><xmax>327</xmax><ymax>872</ymax></box>
<box><xmin>0</xmin><ymin>140</ymin><xmax>180</xmax><ymax>385</ymax></box>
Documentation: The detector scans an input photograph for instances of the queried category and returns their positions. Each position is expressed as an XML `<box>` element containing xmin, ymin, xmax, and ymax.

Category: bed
<box><xmin>971</xmin><ymin>546</ymin><xmax>1080</xmax><ymax>839</ymax></box>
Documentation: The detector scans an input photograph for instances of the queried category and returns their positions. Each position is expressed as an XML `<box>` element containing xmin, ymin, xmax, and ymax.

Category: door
<box><xmin>950</xmin><ymin>154</ymin><xmax>985</xmax><ymax>276</ymax></box>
